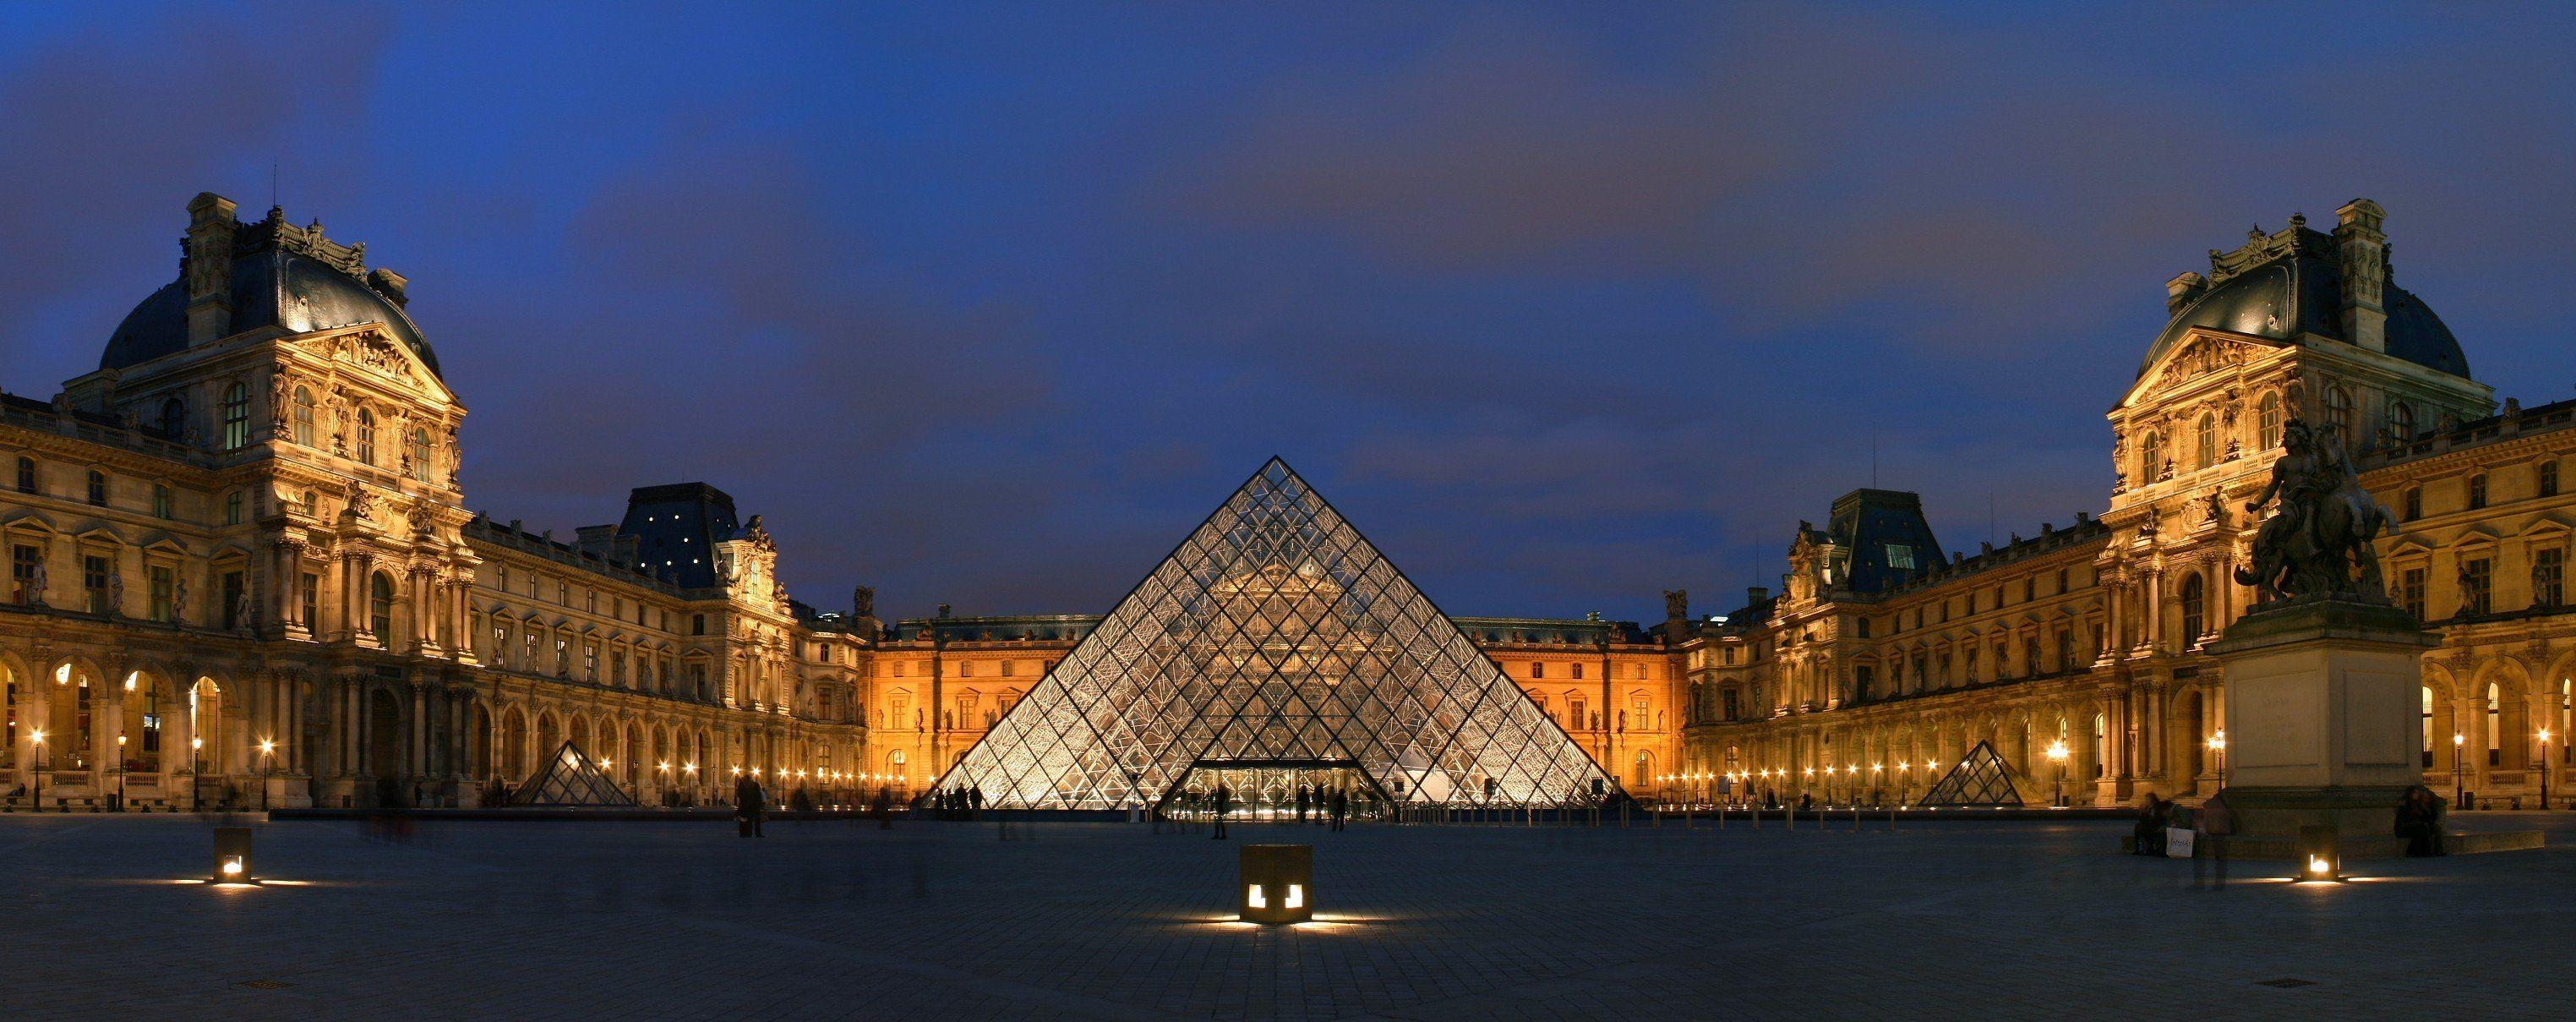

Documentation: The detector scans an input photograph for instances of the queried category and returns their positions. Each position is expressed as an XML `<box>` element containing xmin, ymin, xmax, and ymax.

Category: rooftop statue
<box><xmin>2235</xmin><ymin>418</ymin><xmax>2393</xmax><ymax>605</ymax></box>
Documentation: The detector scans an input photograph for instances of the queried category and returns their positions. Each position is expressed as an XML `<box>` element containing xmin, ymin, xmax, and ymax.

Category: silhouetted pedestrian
<box><xmin>735</xmin><ymin>774</ymin><xmax>766</xmax><ymax>838</ymax></box>
<box><xmin>1212</xmin><ymin>783</ymin><xmax>1231</xmax><ymax>839</ymax></box>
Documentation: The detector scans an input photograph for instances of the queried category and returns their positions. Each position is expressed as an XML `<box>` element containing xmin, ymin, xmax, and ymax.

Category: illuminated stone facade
<box><xmin>1679</xmin><ymin>199</ymin><xmax>2576</xmax><ymax>809</ymax></box>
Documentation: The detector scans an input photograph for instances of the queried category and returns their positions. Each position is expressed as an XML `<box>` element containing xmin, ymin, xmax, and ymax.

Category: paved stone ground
<box><xmin>0</xmin><ymin>809</ymin><xmax>2568</xmax><ymax>1019</ymax></box>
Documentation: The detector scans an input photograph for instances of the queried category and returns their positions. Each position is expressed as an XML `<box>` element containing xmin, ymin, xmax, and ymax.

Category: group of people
<box><xmin>928</xmin><ymin>785</ymin><xmax>986</xmax><ymax>820</ymax></box>
<box><xmin>1154</xmin><ymin>782</ymin><xmax>1359</xmax><ymax>837</ymax></box>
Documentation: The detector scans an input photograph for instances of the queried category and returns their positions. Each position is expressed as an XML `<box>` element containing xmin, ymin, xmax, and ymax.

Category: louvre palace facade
<box><xmin>3</xmin><ymin>192</ymin><xmax>2562</xmax><ymax>812</ymax></box>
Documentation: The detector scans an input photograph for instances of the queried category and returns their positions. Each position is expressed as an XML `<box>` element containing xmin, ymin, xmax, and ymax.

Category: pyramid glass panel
<box><xmin>1913</xmin><ymin>741</ymin><xmax>2024</xmax><ymax>808</ymax></box>
<box><xmin>937</xmin><ymin>458</ymin><xmax>1613</xmax><ymax>809</ymax></box>
<box><xmin>509</xmin><ymin>741</ymin><xmax>638</xmax><ymax>807</ymax></box>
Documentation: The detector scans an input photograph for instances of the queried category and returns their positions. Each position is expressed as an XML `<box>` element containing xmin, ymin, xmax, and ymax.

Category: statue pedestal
<box><xmin>2204</xmin><ymin>598</ymin><xmax>2437</xmax><ymax>839</ymax></box>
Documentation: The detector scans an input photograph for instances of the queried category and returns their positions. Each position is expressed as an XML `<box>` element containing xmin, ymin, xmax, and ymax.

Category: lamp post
<box><xmin>2045</xmin><ymin>740</ymin><xmax>2070</xmax><ymax>808</ymax></box>
<box><xmin>2453</xmin><ymin>732</ymin><xmax>2465</xmax><ymax>806</ymax></box>
<box><xmin>2541</xmin><ymin>730</ymin><xmax>2554</xmax><ymax>811</ymax></box>
<box><xmin>29</xmin><ymin>730</ymin><xmax>44</xmax><ymax>812</ymax></box>
<box><xmin>114</xmin><ymin>733</ymin><xmax>127</xmax><ymax>812</ymax></box>
<box><xmin>683</xmin><ymin>762</ymin><xmax>698</xmax><ymax>806</ymax></box>
<box><xmin>257</xmin><ymin>739</ymin><xmax>276</xmax><ymax>812</ymax></box>
<box><xmin>2207</xmin><ymin>730</ymin><xmax>2227</xmax><ymax>791</ymax></box>
<box><xmin>189</xmin><ymin>736</ymin><xmax>202</xmax><ymax>812</ymax></box>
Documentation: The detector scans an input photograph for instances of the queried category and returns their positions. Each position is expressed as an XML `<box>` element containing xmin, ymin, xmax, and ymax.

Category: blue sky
<box><xmin>6</xmin><ymin>3</ymin><xmax>2576</xmax><ymax>621</ymax></box>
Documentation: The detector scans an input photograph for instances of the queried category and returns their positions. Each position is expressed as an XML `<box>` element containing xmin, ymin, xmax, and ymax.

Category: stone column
<box><xmin>410</xmin><ymin>684</ymin><xmax>428</xmax><ymax>779</ymax></box>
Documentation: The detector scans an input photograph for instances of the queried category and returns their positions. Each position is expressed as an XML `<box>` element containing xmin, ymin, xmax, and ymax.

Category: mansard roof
<box><xmin>2138</xmin><ymin>219</ymin><xmax>2465</xmax><ymax>380</ymax></box>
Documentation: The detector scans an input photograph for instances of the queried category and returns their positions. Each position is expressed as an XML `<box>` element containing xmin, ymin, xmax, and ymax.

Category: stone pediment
<box><xmin>293</xmin><ymin>325</ymin><xmax>456</xmax><ymax>402</ymax></box>
<box><xmin>2121</xmin><ymin>329</ymin><xmax>2284</xmax><ymax>407</ymax></box>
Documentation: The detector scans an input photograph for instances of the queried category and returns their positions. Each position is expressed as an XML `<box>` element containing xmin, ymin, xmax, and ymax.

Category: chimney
<box><xmin>2333</xmin><ymin>199</ymin><xmax>2388</xmax><ymax>353</ymax></box>
<box><xmin>183</xmin><ymin>193</ymin><xmax>238</xmax><ymax>347</ymax></box>
<box><xmin>2164</xmin><ymin>271</ymin><xmax>2207</xmax><ymax>316</ymax></box>
<box><xmin>367</xmin><ymin>267</ymin><xmax>410</xmax><ymax>308</ymax></box>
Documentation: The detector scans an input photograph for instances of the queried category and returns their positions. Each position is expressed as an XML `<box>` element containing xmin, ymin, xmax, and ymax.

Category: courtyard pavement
<box><xmin>0</xmin><ymin>809</ymin><xmax>2568</xmax><ymax>1019</ymax></box>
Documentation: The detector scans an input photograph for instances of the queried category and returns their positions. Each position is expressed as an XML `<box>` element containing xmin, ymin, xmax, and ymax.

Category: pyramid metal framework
<box><xmin>509</xmin><ymin>741</ymin><xmax>638</xmax><ymax>806</ymax></box>
<box><xmin>1913</xmin><ymin>740</ymin><xmax>2024</xmax><ymax>808</ymax></box>
<box><xmin>936</xmin><ymin>458</ymin><xmax>1613</xmax><ymax>810</ymax></box>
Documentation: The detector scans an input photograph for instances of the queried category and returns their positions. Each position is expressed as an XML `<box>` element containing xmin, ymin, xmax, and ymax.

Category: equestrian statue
<box><xmin>2235</xmin><ymin>418</ymin><xmax>2395</xmax><ymax>605</ymax></box>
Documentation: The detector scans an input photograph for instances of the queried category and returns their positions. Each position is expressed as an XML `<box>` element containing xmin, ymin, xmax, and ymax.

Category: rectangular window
<box><xmin>1532</xmin><ymin>662</ymin><xmax>1545</xmax><ymax>680</ymax></box>
<box><xmin>1722</xmin><ymin>689</ymin><xmax>1738</xmax><ymax>720</ymax></box>
<box><xmin>2400</xmin><ymin>568</ymin><xmax>2426</xmax><ymax>620</ymax></box>
<box><xmin>2464</xmin><ymin>558</ymin><xmax>2492</xmax><ymax>616</ymax></box>
<box><xmin>1571</xmin><ymin>663</ymin><xmax>1584</xmax><ymax>680</ymax></box>
<box><xmin>2538</xmin><ymin>549</ymin><xmax>2565</xmax><ymax>609</ymax></box>
<box><xmin>1884</xmin><ymin>544</ymin><xmax>1914</xmax><ymax>570</ymax></box>
<box><xmin>583</xmin><ymin>641</ymin><xmax>600</xmax><ymax>680</ymax></box>
<box><xmin>301</xmin><ymin>572</ymin><xmax>318</xmax><ymax>628</ymax></box>
<box><xmin>84</xmin><ymin>555</ymin><xmax>110</xmax><ymax>615</ymax></box>
<box><xmin>691</xmin><ymin>613</ymin><xmax>706</xmax><ymax>636</ymax></box>
<box><xmin>147</xmin><ymin>565</ymin><xmax>173</xmax><ymax>622</ymax></box>
<box><xmin>9</xmin><ymin>544</ymin><xmax>37</xmax><ymax>604</ymax></box>
<box><xmin>219</xmin><ymin>571</ymin><xmax>244</xmax><ymax>629</ymax></box>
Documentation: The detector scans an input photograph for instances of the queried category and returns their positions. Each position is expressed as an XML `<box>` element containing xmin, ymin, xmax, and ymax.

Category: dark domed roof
<box><xmin>101</xmin><ymin>210</ymin><xmax>439</xmax><ymax>378</ymax></box>
<box><xmin>2139</xmin><ymin>232</ymin><xmax>2466</xmax><ymax>380</ymax></box>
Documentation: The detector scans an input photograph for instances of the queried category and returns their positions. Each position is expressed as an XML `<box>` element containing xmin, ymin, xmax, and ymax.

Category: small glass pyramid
<box><xmin>1913</xmin><ymin>740</ymin><xmax>2025</xmax><ymax>808</ymax></box>
<box><xmin>936</xmin><ymin>458</ymin><xmax>1613</xmax><ymax>809</ymax></box>
<box><xmin>509</xmin><ymin>741</ymin><xmax>638</xmax><ymax>806</ymax></box>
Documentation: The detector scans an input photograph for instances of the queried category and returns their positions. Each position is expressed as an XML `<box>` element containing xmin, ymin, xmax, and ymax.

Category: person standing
<box><xmin>1296</xmin><ymin>783</ymin><xmax>1310</xmax><ymax>823</ymax></box>
<box><xmin>1212</xmin><ymin>783</ymin><xmax>1232</xmax><ymax>840</ymax></box>
<box><xmin>969</xmin><ymin>784</ymin><xmax>985</xmax><ymax>821</ymax></box>
<box><xmin>1329</xmin><ymin>787</ymin><xmax>1347</xmax><ymax>832</ymax></box>
<box><xmin>734</xmin><ymin>773</ymin><xmax>767</xmax><ymax>839</ymax></box>
<box><xmin>2193</xmin><ymin>792</ymin><xmax>2234</xmax><ymax>888</ymax></box>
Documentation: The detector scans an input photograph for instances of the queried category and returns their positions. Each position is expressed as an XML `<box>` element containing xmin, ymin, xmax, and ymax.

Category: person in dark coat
<box><xmin>734</xmin><ymin>773</ymin><xmax>766</xmax><ymax>838</ymax></box>
<box><xmin>1295</xmin><ymin>783</ymin><xmax>1310</xmax><ymax>823</ymax></box>
<box><xmin>1212</xmin><ymin>783</ymin><xmax>1232</xmax><ymax>839</ymax></box>
<box><xmin>2132</xmin><ymin>794</ymin><xmax>2165</xmax><ymax>855</ymax></box>
<box><xmin>969</xmin><ymin>785</ymin><xmax>985</xmax><ymax>820</ymax></box>
<box><xmin>1329</xmin><ymin>787</ymin><xmax>1348</xmax><ymax>831</ymax></box>
<box><xmin>2396</xmin><ymin>786</ymin><xmax>2446</xmax><ymax>856</ymax></box>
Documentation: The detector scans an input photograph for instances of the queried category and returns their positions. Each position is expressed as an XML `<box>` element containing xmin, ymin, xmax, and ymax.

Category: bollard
<box><xmin>1240</xmin><ymin>844</ymin><xmax>1313</xmax><ymax>924</ymax></box>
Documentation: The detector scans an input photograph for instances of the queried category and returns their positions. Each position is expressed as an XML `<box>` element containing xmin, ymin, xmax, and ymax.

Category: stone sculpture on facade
<box><xmin>2235</xmin><ymin>418</ymin><xmax>2394</xmax><ymax>604</ymax></box>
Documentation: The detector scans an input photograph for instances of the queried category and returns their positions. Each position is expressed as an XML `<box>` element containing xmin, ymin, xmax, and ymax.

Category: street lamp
<box><xmin>115</xmin><ymin>734</ymin><xmax>128</xmax><ymax>812</ymax></box>
<box><xmin>2207</xmin><ymin>730</ymin><xmax>2227</xmax><ymax>790</ymax></box>
<box><xmin>2045</xmin><ymin>740</ymin><xmax>2070</xmax><ymax>808</ymax></box>
<box><xmin>2453</xmin><ymin>732</ymin><xmax>2466</xmax><ymax>806</ymax></box>
<box><xmin>257</xmin><ymin>739</ymin><xmax>277</xmax><ymax>811</ymax></box>
<box><xmin>190</xmin><ymin>736</ymin><xmax>203</xmax><ymax>812</ymax></box>
<box><xmin>28</xmin><ymin>729</ymin><xmax>44</xmax><ymax>812</ymax></box>
<box><xmin>2541</xmin><ymin>730</ymin><xmax>2554</xmax><ymax>811</ymax></box>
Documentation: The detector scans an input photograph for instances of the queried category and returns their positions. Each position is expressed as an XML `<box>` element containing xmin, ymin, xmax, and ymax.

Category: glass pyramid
<box><xmin>509</xmin><ymin>741</ymin><xmax>638</xmax><ymax>807</ymax></box>
<box><xmin>936</xmin><ymin>458</ymin><xmax>1613</xmax><ymax>810</ymax></box>
<box><xmin>1913</xmin><ymin>740</ymin><xmax>2024</xmax><ymax>808</ymax></box>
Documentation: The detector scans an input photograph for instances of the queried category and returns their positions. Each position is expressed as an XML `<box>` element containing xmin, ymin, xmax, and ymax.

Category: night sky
<box><xmin>7</xmin><ymin>3</ymin><xmax>2576</xmax><ymax>624</ymax></box>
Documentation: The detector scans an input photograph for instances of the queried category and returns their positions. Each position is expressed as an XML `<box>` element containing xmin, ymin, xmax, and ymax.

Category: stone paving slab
<box><xmin>0</xmin><ymin>812</ymin><xmax>2568</xmax><ymax>1019</ymax></box>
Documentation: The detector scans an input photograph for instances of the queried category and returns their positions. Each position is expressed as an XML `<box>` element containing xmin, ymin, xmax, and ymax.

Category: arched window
<box><xmin>2140</xmin><ymin>432</ymin><xmax>2165</xmax><ymax>483</ymax></box>
<box><xmin>85</xmin><ymin>470</ymin><xmax>106</xmax><ymax>506</ymax></box>
<box><xmin>220</xmin><ymin>381</ymin><xmax>249</xmax><ymax>451</ymax></box>
<box><xmin>369</xmin><ymin>571</ymin><xmax>396</xmax><ymax>640</ymax></box>
<box><xmin>2257</xmin><ymin>392</ymin><xmax>2283</xmax><ymax>450</ymax></box>
<box><xmin>2194</xmin><ymin>413</ymin><xmax>2216</xmax><ymax>470</ymax></box>
<box><xmin>2180</xmin><ymin>572</ymin><xmax>2206</xmax><ymax>645</ymax></box>
<box><xmin>2324</xmin><ymin>386</ymin><xmax>2355</xmax><ymax>448</ymax></box>
<box><xmin>2388</xmin><ymin>400</ymin><xmax>2415</xmax><ymax>443</ymax></box>
<box><xmin>291</xmin><ymin>387</ymin><xmax>316</xmax><ymax>446</ymax></box>
<box><xmin>2486</xmin><ymin>683</ymin><xmax>2502</xmax><ymax>768</ymax></box>
<box><xmin>2092</xmin><ymin>713</ymin><xmax>2107</xmax><ymax>779</ymax></box>
<box><xmin>355</xmin><ymin>408</ymin><xmax>377</xmax><ymax>465</ymax></box>
<box><xmin>408</xmin><ymin>427</ymin><xmax>434</xmax><ymax>483</ymax></box>
<box><xmin>2403</xmin><ymin>487</ymin><xmax>2421</xmax><ymax>522</ymax></box>
<box><xmin>159</xmin><ymin>397</ymin><xmax>186</xmax><ymax>439</ymax></box>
